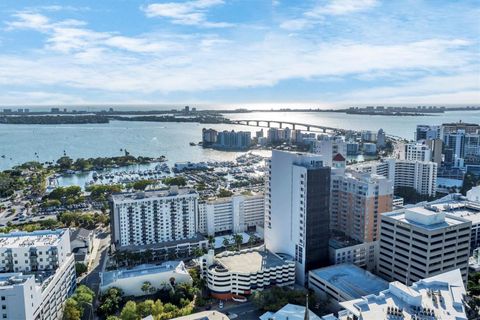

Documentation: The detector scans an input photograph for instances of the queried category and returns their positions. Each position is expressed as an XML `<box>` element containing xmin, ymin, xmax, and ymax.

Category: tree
<box><xmin>217</xmin><ymin>188</ymin><xmax>233</xmax><ymax>198</ymax></box>
<box><xmin>222</xmin><ymin>237</ymin><xmax>230</xmax><ymax>248</ymax></box>
<box><xmin>141</xmin><ymin>281</ymin><xmax>153</xmax><ymax>295</ymax></box>
<box><xmin>120</xmin><ymin>301</ymin><xmax>138</xmax><ymax>320</ymax></box>
<box><xmin>137</xmin><ymin>300</ymin><xmax>155</xmax><ymax>318</ymax></box>
<box><xmin>63</xmin><ymin>298</ymin><xmax>81</xmax><ymax>320</ymax></box>
<box><xmin>233</xmin><ymin>233</ymin><xmax>243</xmax><ymax>250</ymax></box>
<box><xmin>151</xmin><ymin>300</ymin><xmax>164</xmax><ymax>316</ymax></box>
<box><xmin>56</xmin><ymin>156</ymin><xmax>74</xmax><ymax>170</ymax></box>
<box><xmin>207</xmin><ymin>235</ymin><xmax>215</xmax><ymax>249</ymax></box>
<box><xmin>75</xmin><ymin>263</ymin><xmax>88</xmax><ymax>276</ymax></box>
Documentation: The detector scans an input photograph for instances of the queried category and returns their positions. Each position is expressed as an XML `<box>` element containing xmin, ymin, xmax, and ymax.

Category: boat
<box><xmin>189</xmin><ymin>142</ymin><xmax>196</xmax><ymax>146</ymax></box>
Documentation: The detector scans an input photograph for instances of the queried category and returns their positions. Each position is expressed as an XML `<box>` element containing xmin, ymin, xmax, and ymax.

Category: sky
<box><xmin>0</xmin><ymin>0</ymin><xmax>479</xmax><ymax>109</ymax></box>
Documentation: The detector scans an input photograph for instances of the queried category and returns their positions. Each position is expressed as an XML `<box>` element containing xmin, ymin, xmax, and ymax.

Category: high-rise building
<box><xmin>197</xmin><ymin>193</ymin><xmax>265</xmax><ymax>235</ymax></box>
<box><xmin>352</xmin><ymin>158</ymin><xmax>437</xmax><ymax>197</ymax></box>
<box><xmin>215</xmin><ymin>130</ymin><xmax>251</xmax><ymax>150</ymax></box>
<box><xmin>378</xmin><ymin>206</ymin><xmax>471</xmax><ymax>285</ymax></box>
<box><xmin>415</xmin><ymin>124</ymin><xmax>440</xmax><ymax>141</ymax></box>
<box><xmin>376</xmin><ymin>129</ymin><xmax>386</xmax><ymax>148</ymax></box>
<box><xmin>395</xmin><ymin>142</ymin><xmax>432</xmax><ymax>162</ymax></box>
<box><xmin>265</xmin><ymin>150</ymin><xmax>331</xmax><ymax>284</ymax></box>
<box><xmin>110</xmin><ymin>188</ymin><xmax>207</xmax><ymax>253</ymax></box>
<box><xmin>0</xmin><ymin>230</ymin><xmax>76</xmax><ymax>320</ymax></box>
<box><xmin>202</xmin><ymin>128</ymin><xmax>218</xmax><ymax>146</ymax></box>
<box><xmin>437</xmin><ymin>122</ymin><xmax>480</xmax><ymax>166</ymax></box>
<box><xmin>331</xmin><ymin>170</ymin><xmax>393</xmax><ymax>243</ymax></box>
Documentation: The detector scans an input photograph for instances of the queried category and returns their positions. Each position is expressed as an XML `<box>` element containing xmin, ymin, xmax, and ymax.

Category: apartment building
<box><xmin>110</xmin><ymin>188</ymin><xmax>207</xmax><ymax>253</ymax></box>
<box><xmin>331</xmin><ymin>170</ymin><xmax>393</xmax><ymax>243</ymax></box>
<box><xmin>0</xmin><ymin>230</ymin><xmax>76</xmax><ymax>320</ymax></box>
<box><xmin>378</xmin><ymin>206</ymin><xmax>471</xmax><ymax>285</ymax></box>
<box><xmin>395</xmin><ymin>142</ymin><xmax>432</xmax><ymax>162</ymax></box>
<box><xmin>197</xmin><ymin>193</ymin><xmax>264</xmax><ymax>235</ymax></box>
<box><xmin>265</xmin><ymin>150</ymin><xmax>331</xmax><ymax>285</ymax></box>
<box><xmin>351</xmin><ymin>158</ymin><xmax>437</xmax><ymax>197</ymax></box>
<box><xmin>199</xmin><ymin>248</ymin><xmax>295</xmax><ymax>300</ymax></box>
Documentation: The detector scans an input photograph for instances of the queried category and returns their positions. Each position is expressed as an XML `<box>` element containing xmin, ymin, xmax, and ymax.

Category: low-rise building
<box><xmin>199</xmin><ymin>248</ymin><xmax>295</xmax><ymax>300</ymax></box>
<box><xmin>329</xmin><ymin>237</ymin><xmax>378</xmax><ymax>272</ymax></box>
<box><xmin>308</xmin><ymin>264</ymin><xmax>388</xmax><ymax>307</ymax></box>
<box><xmin>100</xmin><ymin>261</ymin><xmax>192</xmax><ymax>296</ymax></box>
<box><xmin>259</xmin><ymin>304</ymin><xmax>335</xmax><ymax>320</ymax></box>
<box><xmin>338</xmin><ymin>269</ymin><xmax>467</xmax><ymax>320</ymax></box>
<box><xmin>69</xmin><ymin>228</ymin><xmax>94</xmax><ymax>263</ymax></box>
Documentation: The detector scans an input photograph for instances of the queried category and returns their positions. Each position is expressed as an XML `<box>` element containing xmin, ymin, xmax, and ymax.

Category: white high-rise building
<box><xmin>0</xmin><ymin>230</ymin><xmax>76</xmax><ymax>320</ymax></box>
<box><xmin>111</xmin><ymin>188</ymin><xmax>200</xmax><ymax>249</ymax></box>
<box><xmin>351</xmin><ymin>158</ymin><xmax>437</xmax><ymax>197</ymax></box>
<box><xmin>395</xmin><ymin>142</ymin><xmax>432</xmax><ymax>162</ymax></box>
<box><xmin>197</xmin><ymin>193</ymin><xmax>265</xmax><ymax>235</ymax></box>
<box><xmin>265</xmin><ymin>150</ymin><xmax>331</xmax><ymax>285</ymax></box>
<box><xmin>378</xmin><ymin>206</ymin><xmax>471</xmax><ymax>285</ymax></box>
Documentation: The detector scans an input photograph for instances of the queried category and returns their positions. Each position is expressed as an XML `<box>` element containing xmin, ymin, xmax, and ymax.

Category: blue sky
<box><xmin>0</xmin><ymin>0</ymin><xmax>479</xmax><ymax>108</ymax></box>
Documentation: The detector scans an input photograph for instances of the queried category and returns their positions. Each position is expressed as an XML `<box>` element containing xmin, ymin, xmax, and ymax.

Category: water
<box><xmin>0</xmin><ymin>110</ymin><xmax>478</xmax><ymax>171</ymax></box>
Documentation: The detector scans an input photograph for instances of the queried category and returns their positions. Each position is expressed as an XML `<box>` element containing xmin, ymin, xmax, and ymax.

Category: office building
<box><xmin>110</xmin><ymin>188</ymin><xmax>207</xmax><ymax>254</ymax></box>
<box><xmin>441</xmin><ymin>122</ymin><xmax>480</xmax><ymax>166</ymax></box>
<box><xmin>0</xmin><ymin>230</ymin><xmax>76</xmax><ymax>320</ymax></box>
<box><xmin>352</xmin><ymin>158</ymin><xmax>437</xmax><ymax>197</ymax></box>
<box><xmin>265</xmin><ymin>150</ymin><xmax>331</xmax><ymax>284</ymax></box>
<box><xmin>198</xmin><ymin>193</ymin><xmax>264</xmax><ymax>235</ymax></box>
<box><xmin>199</xmin><ymin>248</ymin><xmax>295</xmax><ymax>300</ymax></box>
<box><xmin>338</xmin><ymin>269</ymin><xmax>467</xmax><ymax>320</ymax></box>
<box><xmin>346</xmin><ymin>142</ymin><xmax>359</xmax><ymax>156</ymax></box>
<box><xmin>331</xmin><ymin>170</ymin><xmax>393</xmax><ymax>243</ymax></box>
<box><xmin>100</xmin><ymin>261</ymin><xmax>192</xmax><ymax>296</ymax></box>
<box><xmin>378</xmin><ymin>206</ymin><xmax>470</xmax><ymax>285</ymax></box>
<box><xmin>309</xmin><ymin>264</ymin><xmax>388</xmax><ymax>306</ymax></box>
<box><xmin>419</xmin><ymin>192</ymin><xmax>480</xmax><ymax>250</ymax></box>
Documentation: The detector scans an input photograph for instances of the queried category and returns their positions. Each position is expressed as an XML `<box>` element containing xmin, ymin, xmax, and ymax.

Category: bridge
<box><xmin>231</xmin><ymin>119</ymin><xmax>347</xmax><ymax>134</ymax></box>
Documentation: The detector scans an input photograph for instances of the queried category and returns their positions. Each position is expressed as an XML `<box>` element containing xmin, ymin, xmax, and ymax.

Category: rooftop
<box><xmin>0</xmin><ymin>229</ymin><xmax>66</xmax><ymax>248</ymax></box>
<box><xmin>259</xmin><ymin>304</ymin><xmax>332</xmax><ymax>320</ymax></box>
<box><xmin>0</xmin><ymin>273</ymin><xmax>32</xmax><ymax>287</ymax></box>
<box><xmin>215</xmin><ymin>248</ymin><xmax>292</xmax><ymax>274</ymax></box>
<box><xmin>169</xmin><ymin>310</ymin><xmax>228</xmax><ymax>320</ymax></box>
<box><xmin>112</xmin><ymin>188</ymin><xmax>197</xmax><ymax>202</ymax></box>
<box><xmin>310</xmin><ymin>264</ymin><xmax>389</xmax><ymax>299</ymax></box>
<box><xmin>117</xmin><ymin>232</ymin><xmax>206</xmax><ymax>251</ymax></box>
<box><xmin>383</xmin><ymin>206</ymin><xmax>469</xmax><ymax>230</ymax></box>
<box><xmin>101</xmin><ymin>261</ymin><xmax>188</xmax><ymax>287</ymax></box>
<box><xmin>339</xmin><ymin>269</ymin><xmax>467</xmax><ymax>320</ymax></box>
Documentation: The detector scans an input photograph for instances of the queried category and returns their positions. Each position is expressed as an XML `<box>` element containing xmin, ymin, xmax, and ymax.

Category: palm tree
<box><xmin>222</xmin><ymin>237</ymin><xmax>230</xmax><ymax>249</ymax></box>
<box><xmin>233</xmin><ymin>234</ymin><xmax>243</xmax><ymax>251</ymax></box>
<box><xmin>207</xmin><ymin>235</ymin><xmax>215</xmax><ymax>249</ymax></box>
<box><xmin>141</xmin><ymin>281</ymin><xmax>152</xmax><ymax>295</ymax></box>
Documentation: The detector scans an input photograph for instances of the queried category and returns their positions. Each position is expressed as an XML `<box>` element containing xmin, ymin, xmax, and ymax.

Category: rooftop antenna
<box><xmin>304</xmin><ymin>293</ymin><xmax>310</xmax><ymax>320</ymax></box>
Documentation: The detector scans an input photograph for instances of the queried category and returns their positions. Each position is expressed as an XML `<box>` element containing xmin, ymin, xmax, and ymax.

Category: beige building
<box><xmin>331</xmin><ymin>170</ymin><xmax>393</xmax><ymax>242</ymax></box>
<box><xmin>378</xmin><ymin>206</ymin><xmax>471</xmax><ymax>285</ymax></box>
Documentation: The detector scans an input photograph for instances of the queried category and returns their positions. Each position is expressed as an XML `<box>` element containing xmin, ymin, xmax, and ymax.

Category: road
<box><xmin>81</xmin><ymin>232</ymin><xmax>110</xmax><ymax>310</ymax></box>
<box><xmin>206</xmin><ymin>301</ymin><xmax>263</xmax><ymax>320</ymax></box>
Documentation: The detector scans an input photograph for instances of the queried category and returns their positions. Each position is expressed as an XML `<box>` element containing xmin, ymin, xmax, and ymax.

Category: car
<box><xmin>219</xmin><ymin>301</ymin><xmax>224</xmax><ymax>309</ymax></box>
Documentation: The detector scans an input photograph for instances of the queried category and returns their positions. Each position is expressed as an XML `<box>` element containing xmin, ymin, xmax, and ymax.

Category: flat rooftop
<box><xmin>170</xmin><ymin>310</ymin><xmax>228</xmax><ymax>320</ymax></box>
<box><xmin>117</xmin><ymin>233</ymin><xmax>206</xmax><ymax>251</ymax></box>
<box><xmin>0</xmin><ymin>229</ymin><xmax>65</xmax><ymax>248</ymax></box>
<box><xmin>383</xmin><ymin>206</ymin><xmax>468</xmax><ymax>230</ymax></box>
<box><xmin>259</xmin><ymin>304</ymin><xmax>323</xmax><ymax>320</ymax></box>
<box><xmin>101</xmin><ymin>261</ymin><xmax>187</xmax><ymax>287</ymax></box>
<box><xmin>216</xmin><ymin>249</ymin><xmax>291</xmax><ymax>274</ymax></box>
<box><xmin>429</xmin><ymin>200</ymin><xmax>480</xmax><ymax>224</ymax></box>
<box><xmin>339</xmin><ymin>269</ymin><xmax>467</xmax><ymax>320</ymax></box>
<box><xmin>112</xmin><ymin>188</ymin><xmax>197</xmax><ymax>202</ymax></box>
<box><xmin>310</xmin><ymin>264</ymin><xmax>389</xmax><ymax>299</ymax></box>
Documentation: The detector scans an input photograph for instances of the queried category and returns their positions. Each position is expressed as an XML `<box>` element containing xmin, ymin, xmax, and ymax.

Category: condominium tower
<box><xmin>265</xmin><ymin>150</ymin><xmax>331</xmax><ymax>284</ymax></box>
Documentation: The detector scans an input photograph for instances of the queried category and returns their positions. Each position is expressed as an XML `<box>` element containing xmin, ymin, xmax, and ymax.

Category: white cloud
<box><xmin>306</xmin><ymin>0</ymin><xmax>378</xmax><ymax>17</ymax></box>
<box><xmin>280</xmin><ymin>0</ymin><xmax>378</xmax><ymax>30</ymax></box>
<box><xmin>143</xmin><ymin>0</ymin><xmax>232</xmax><ymax>27</ymax></box>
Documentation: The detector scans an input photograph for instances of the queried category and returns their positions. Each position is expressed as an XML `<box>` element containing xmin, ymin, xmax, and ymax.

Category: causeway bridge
<box><xmin>231</xmin><ymin>119</ymin><xmax>347</xmax><ymax>134</ymax></box>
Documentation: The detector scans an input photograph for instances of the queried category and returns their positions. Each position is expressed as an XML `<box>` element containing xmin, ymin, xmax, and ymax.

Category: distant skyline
<box><xmin>0</xmin><ymin>0</ymin><xmax>479</xmax><ymax>107</ymax></box>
